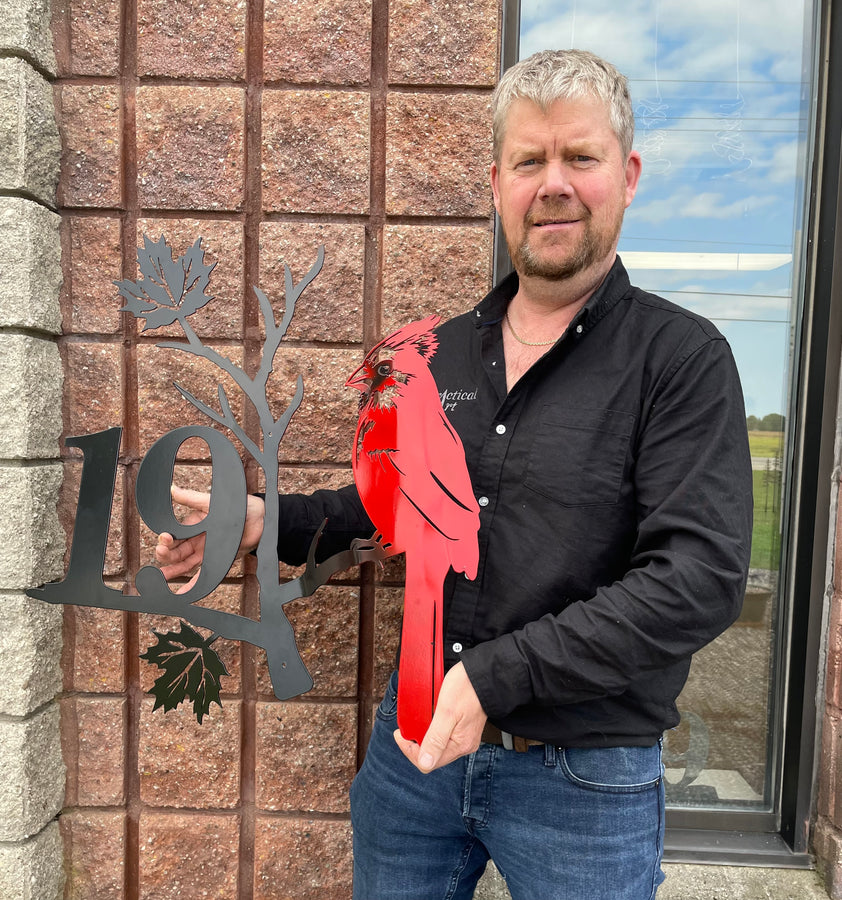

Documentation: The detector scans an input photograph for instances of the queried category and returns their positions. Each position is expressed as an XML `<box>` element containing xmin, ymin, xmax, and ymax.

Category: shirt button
<box><xmin>478</xmin><ymin>496</ymin><xmax>489</xmax><ymax>507</ymax></box>
<box><xmin>576</xmin><ymin>324</ymin><xmax>583</xmax><ymax>334</ymax></box>
<box><xmin>452</xmin><ymin>642</ymin><xmax>463</xmax><ymax>653</ymax></box>
<box><xmin>495</xmin><ymin>424</ymin><xmax>506</xmax><ymax>435</ymax></box>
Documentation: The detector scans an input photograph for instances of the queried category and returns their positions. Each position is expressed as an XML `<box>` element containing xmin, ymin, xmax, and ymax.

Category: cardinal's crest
<box><xmin>369</xmin><ymin>314</ymin><xmax>440</xmax><ymax>362</ymax></box>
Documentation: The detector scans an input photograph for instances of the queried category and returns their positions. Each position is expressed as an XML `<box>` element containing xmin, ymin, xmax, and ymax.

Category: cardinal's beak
<box><xmin>345</xmin><ymin>365</ymin><xmax>369</xmax><ymax>392</ymax></box>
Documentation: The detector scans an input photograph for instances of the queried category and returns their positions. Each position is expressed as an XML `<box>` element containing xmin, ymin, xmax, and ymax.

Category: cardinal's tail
<box><xmin>396</xmin><ymin>551</ymin><xmax>449</xmax><ymax>744</ymax></box>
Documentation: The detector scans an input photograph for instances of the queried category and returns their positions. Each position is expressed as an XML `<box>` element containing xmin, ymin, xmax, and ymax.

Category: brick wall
<box><xmin>815</xmin><ymin>413</ymin><xmax>842</xmax><ymax>899</ymax></box>
<box><xmin>52</xmin><ymin>0</ymin><xmax>498</xmax><ymax>896</ymax></box>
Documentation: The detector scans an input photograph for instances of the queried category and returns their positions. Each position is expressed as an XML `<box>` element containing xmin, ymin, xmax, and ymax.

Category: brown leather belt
<box><xmin>481</xmin><ymin>722</ymin><xmax>544</xmax><ymax>752</ymax></box>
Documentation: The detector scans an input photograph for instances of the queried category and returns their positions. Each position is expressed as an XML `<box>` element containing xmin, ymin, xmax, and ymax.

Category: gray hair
<box><xmin>492</xmin><ymin>49</ymin><xmax>635</xmax><ymax>161</ymax></box>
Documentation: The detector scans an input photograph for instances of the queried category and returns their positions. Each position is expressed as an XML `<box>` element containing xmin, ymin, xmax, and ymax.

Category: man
<box><xmin>158</xmin><ymin>49</ymin><xmax>753</xmax><ymax>900</ymax></box>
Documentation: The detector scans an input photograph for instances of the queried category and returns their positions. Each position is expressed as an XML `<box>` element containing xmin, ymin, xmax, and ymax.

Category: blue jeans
<box><xmin>350</xmin><ymin>672</ymin><xmax>665</xmax><ymax>900</ymax></box>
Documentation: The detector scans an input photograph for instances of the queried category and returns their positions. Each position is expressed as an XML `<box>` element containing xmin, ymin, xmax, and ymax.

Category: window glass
<box><xmin>518</xmin><ymin>0</ymin><xmax>817</xmax><ymax>813</ymax></box>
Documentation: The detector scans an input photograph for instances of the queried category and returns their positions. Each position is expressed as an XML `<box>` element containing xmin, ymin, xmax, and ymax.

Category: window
<box><xmin>503</xmin><ymin>0</ymin><xmax>841</xmax><ymax>862</ymax></box>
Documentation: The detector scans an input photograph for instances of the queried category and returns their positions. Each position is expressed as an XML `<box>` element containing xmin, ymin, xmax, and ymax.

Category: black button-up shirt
<box><xmin>276</xmin><ymin>257</ymin><xmax>753</xmax><ymax>748</ymax></box>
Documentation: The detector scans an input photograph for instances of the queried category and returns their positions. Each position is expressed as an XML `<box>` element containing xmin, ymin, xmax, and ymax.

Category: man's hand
<box><xmin>155</xmin><ymin>486</ymin><xmax>266</xmax><ymax>593</ymax></box>
<box><xmin>394</xmin><ymin>662</ymin><xmax>487</xmax><ymax>773</ymax></box>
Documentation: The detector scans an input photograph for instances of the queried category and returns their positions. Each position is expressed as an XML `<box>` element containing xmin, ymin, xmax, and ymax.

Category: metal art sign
<box><xmin>347</xmin><ymin>319</ymin><xmax>480</xmax><ymax>743</ymax></box>
<box><xmin>27</xmin><ymin>236</ymin><xmax>385</xmax><ymax>722</ymax></box>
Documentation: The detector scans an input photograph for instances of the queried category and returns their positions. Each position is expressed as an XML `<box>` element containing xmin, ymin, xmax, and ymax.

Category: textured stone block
<box><xmin>386</xmin><ymin>92</ymin><xmax>493</xmax><ymax>217</ymax></box>
<box><xmin>827</xmin><ymin>595</ymin><xmax>842</xmax><ymax>710</ymax></box>
<box><xmin>254</xmin><ymin>816</ymin><xmax>353</xmax><ymax>900</ymax></box>
<box><xmin>60</xmin><ymin>810</ymin><xmax>125</xmax><ymax>899</ymax></box>
<box><xmin>0</xmin><ymin>593</ymin><xmax>62</xmax><ymax>717</ymax></box>
<box><xmin>0</xmin><ymin>197</ymin><xmax>61</xmax><ymax>332</ymax></box>
<box><xmin>658</xmin><ymin>863</ymin><xmax>831</xmax><ymax>900</ymax></box>
<box><xmin>65</xmin><ymin>603</ymin><xmax>126</xmax><ymax>693</ymax></box>
<box><xmin>474</xmin><ymin>863</ymin><xmax>509</xmax><ymax>900</ymax></box>
<box><xmin>255</xmin><ymin>700</ymin><xmax>356</xmax><ymax>813</ymax></box>
<box><xmin>0</xmin><ymin>59</ymin><xmax>59</xmax><ymax>203</ymax></box>
<box><xmin>382</xmin><ymin>224</ymin><xmax>493</xmax><ymax>334</ymax></box>
<box><xmin>62</xmin><ymin>216</ymin><xmax>122</xmax><ymax>334</ymax></box>
<box><xmin>138</xmin><ymin>698</ymin><xmax>241</xmax><ymax>808</ymax></box>
<box><xmin>373</xmin><ymin>586</ymin><xmax>402</xmax><ymax>699</ymax></box>
<box><xmin>0</xmin><ymin>463</ymin><xmax>63</xmax><ymax>589</ymax></box>
<box><xmin>259</xmin><ymin>222</ymin><xmax>365</xmax><ymax>342</ymax></box>
<box><xmin>262</xmin><ymin>90</ymin><xmax>370</xmax><ymax>215</ymax></box>
<box><xmin>63</xmin><ymin>341</ymin><xmax>122</xmax><ymax>440</ymax></box>
<box><xmin>820</xmin><ymin>712</ymin><xmax>842</xmax><ymax>822</ymax></box>
<box><xmin>815</xmin><ymin>818</ymin><xmax>842</xmax><ymax>899</ymax></box>
<box><xmin>836</xmin><ymin>498</ymin><xmax>842</xmax><ymax>593</ymax></box>
<box><xmin>136</xmin><ymin>342</ymin><xmax>245</xmax><ymax>454</ymax></box>
<box><xmin>62</xmin><ymin>695</ymin><xmax>126</xmax><ymax>806</ymax></box>
<box><xmin>135</xmin><ymin>219</ymin><xmax>244</xmax><ymax>339</ymax></box>
<box><xmin>0</xmin><ymin>820</ymin><xmax>63</xmax><ymax>900</ymax></box>
<box><xmin>137</xmin><ymin>86</ymin><xmax>245</xmax><ymax>211</ymax></box>
<box><xmin>138</xmin><ymin>0</ymin><xmax>246</xmax><ymax>79</ymax></box>
<box><xmin>138</xmin><ymin>811</ymin><xmax>240</xmax><ymax>899</ymax></box>
<box><xmin>264</xmin><ymin>0</ymin><xmax>371</xmax><ymax>85</ymax></box>
<box><xmin>264</xmin><ymin>347</ymin><xmax>359</xmax><ymax>464</ymax></box>
<box><xmin>58</xmin><ymin>84</ymin><xmax>121</xmax><ymax>208</ymax></box>
<box><xmin>55</xmin><ymin>0</ymin><xmax>121</xmax><ymax>76</ymax></box>
<box><xmin>0</xmin><ymin>704</ymin><xmax>64</xmax><ymax>840</ymax></box>
<box><xmin>0</xmin><ymin>0</ymin><xmax>56</xmax><ymax>73</ymax></box>
<box><xmin>255</xmin><ymin>585</ymin><xmax>360</xmax><ymax>698</ymax></box>
<box><xmin>0</xmin><ymin>335</ymin><xmax>62</xmax><ymax>459</ymax></box>
<box><xmin>389</xmin><ymin>0</ymin><xmax>498</xmax><ymax>86</ymax></box>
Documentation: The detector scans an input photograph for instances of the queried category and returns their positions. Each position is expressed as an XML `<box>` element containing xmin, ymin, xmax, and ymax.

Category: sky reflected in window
<box><xmin>520</xmin><ymin>0</ymin><xmax>816</xmax><ymax>417</ymax></box>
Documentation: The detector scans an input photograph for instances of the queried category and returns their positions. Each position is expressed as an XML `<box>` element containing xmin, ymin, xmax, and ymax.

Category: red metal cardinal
<box><xmin>346</xmin><ymin>316</ymin><xmax>480</xmax><ymax>744</ymax></box>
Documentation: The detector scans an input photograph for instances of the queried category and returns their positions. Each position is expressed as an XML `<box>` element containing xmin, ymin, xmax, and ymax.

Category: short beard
<box><xmin>506</xmin><ymin>207</ymin><xmax>621</xmax><ymax>281</ymax></box>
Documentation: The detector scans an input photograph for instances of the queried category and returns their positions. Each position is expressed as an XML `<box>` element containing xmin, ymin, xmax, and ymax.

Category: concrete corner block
<box><xmin>0</xmin><ymin>821</ymin><xmax>63</xmax><ymax>900</ymax></box>
<box><xmin>0</xmin><ymin>0</ymin><xmax>56</xmax><ymax>75</ymax></box>
<box><xmin>0</xmin><ymin>198</ymin><xmax>61</xmax><ymax>333</ymax></box>
<box><xmin>0</xmin><ymin>335</ymin><xmax>62</xmax><ymax>458</ymax></box>
<box><xmin>0</xmin><ymin>704</ymin><xmax>64</xmax><ymax>841</ymax></box>
<box><xmin>0</xmin><ymin>593</ymin><xmax>62</xmax><ymax>717</ymax></box>
<box><xmin>474</xmin><ymin>863</ymin><xmax>510</xmax><ymax>899</ymax></box>
<box><xmin>0</xmin><ymin>58</ymin><xmax>60</xmax><ymax>203</ymax></box>
<box><xmin>0</xmin><ymin>463</ymin><xmax>64</xmax><ymax>590</ymax></box>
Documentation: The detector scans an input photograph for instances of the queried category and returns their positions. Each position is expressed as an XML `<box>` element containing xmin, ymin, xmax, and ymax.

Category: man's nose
<box><xmin>537</xmin><ymin>160</ymin><xmax>574</xmax><ymax>200</ymax></box>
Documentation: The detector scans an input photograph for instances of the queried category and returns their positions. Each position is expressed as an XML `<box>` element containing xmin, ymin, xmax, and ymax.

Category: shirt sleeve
<box><xmin>462</xmin><ymin>336</ymin><xmax>754</xmax><ymax>719</ymax></box>
<box><xmin>274</xmin><ymin>483</ymin><xmax>374</xmax><ymax>566</ymax></box>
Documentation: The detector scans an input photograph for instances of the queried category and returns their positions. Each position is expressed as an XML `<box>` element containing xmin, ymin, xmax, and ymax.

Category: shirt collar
<box><xmin>471</xmin><ymin>255</ymin><xmax>633</xmax><ymax>335</ymax></box>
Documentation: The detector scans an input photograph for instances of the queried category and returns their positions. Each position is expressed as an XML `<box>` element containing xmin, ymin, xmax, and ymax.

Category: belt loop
<box><xmin>544</xmin><ymin>744</ymin><xmax>558</xmax><ymax>767</ymax></box>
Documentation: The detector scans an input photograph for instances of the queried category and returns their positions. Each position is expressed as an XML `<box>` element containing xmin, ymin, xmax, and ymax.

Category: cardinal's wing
<box><xmin>391</xmin><ymin>404</ymin><xmax>480</xmax><ymax>569</ymax></box>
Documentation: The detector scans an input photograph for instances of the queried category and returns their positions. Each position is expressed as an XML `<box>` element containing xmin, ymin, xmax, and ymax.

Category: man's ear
<box><xmin>624</xmin><ymin>151</ymin><xmax>642</xmax><ymax>209</ymax></box>
<box><xmin>490</xmin><ymin>160</ymin><xmax>502</xmax><ymax>215</ymax></box>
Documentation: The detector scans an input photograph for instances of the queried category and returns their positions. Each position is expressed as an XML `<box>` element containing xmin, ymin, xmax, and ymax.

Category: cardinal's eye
<box><xmin>376</xmin><ymin>362</ymin><xmax>392</xmax><ymax>377</ymax></box>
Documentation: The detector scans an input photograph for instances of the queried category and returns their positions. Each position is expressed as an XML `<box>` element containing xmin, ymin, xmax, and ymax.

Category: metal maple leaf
<box><xmin>29</xmin><ymin>235</ymin><xmax>388</xmax><ymax>724</ymax></box>
<box><xmin>115</xmin><ymin>235</ymin><xmax>215</xmax><ymax>331</ymax></box>
<box><xmin>140</xmin><ymin>621</ymin><xmax>229</xmax><ymax>723</ymax></box>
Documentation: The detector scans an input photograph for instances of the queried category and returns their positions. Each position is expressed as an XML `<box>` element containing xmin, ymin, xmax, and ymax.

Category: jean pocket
<box><xmin>560</xmin><ymin>744</ymin><xmax>662</xmax><ymax>794</ymax></box>
<box><xmin>375</xmin><ymin>670</ymin><xmax>399</xmax><ymax>722</ymax></box>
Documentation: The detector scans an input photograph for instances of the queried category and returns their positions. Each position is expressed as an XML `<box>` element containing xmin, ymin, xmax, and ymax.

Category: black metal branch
<box><xmin>170</xmin><ymin>381</ymin><xmax>262</xmax><ymax>464</ymax></box>
<box><xmin>255</xmin><ymin>249</ymin><xmax>325</xmax><ymax>393</ymax></box>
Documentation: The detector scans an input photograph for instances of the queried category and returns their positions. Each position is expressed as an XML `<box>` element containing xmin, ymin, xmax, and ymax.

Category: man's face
<box><xmin>491</xmin><ymin>95</ymin><xmax>641</xmax><ymax>284</ymax></box>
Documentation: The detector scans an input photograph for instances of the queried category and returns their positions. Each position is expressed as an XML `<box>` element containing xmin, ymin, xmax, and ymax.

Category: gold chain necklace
<box><xmin>505</xmin><ymin>310</ymin><xmax>560</xmax><ymax>347</ymax></box>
